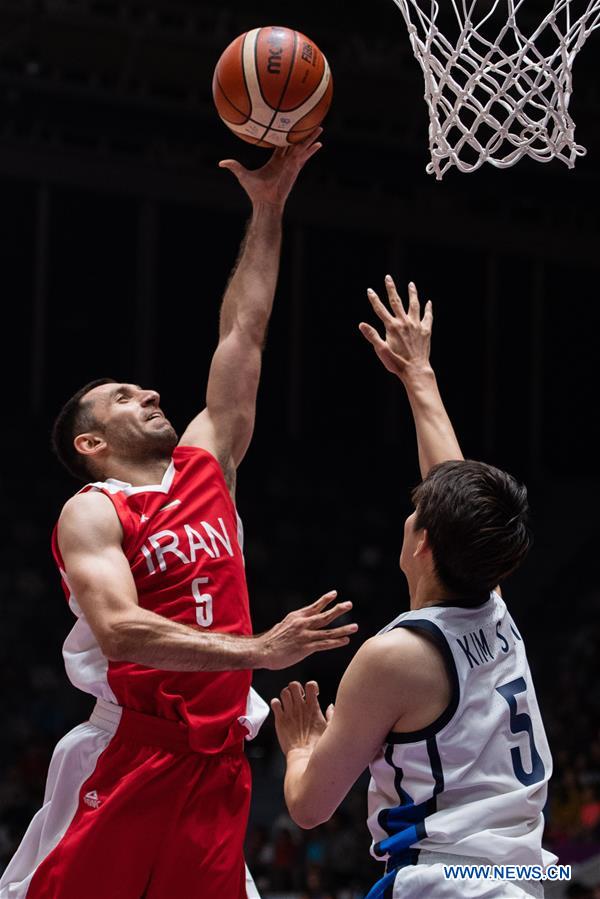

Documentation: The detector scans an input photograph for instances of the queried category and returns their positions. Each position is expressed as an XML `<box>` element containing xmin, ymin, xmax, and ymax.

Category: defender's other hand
<box><xmin>218</xmin><ymin>127</ymin><xmax>323</xmax><ymax>211</ymax></box>
<box><xmin>359</xmin><ymin>277</ymin><xmax>433</xmax><ymax>380</ymax></box>
<box><xmin>271</xmin><ymin>680</ymin><xmax>332</xmax><ymax>756</ymax></box>
<box><xmin>259</xmin><ymin>591</ymin><xmax>357</xmax><ymax>671</ymax></box>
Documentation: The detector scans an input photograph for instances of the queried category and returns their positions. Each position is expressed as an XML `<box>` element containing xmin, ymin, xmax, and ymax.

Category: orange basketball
<box><xmin>212</xmin><ymin>26</ymin><xmax>333</xmax><ymax>147</ymax></box>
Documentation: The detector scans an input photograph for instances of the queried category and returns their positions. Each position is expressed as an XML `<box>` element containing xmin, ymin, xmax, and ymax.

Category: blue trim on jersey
<box><xmin>374</xmin><ymin>744</ymin><xmax>424</xmax><ymax>863</ymax></box>
<box><xmin>365</xmin><ymin>850</ymin><xmax>420</xmax><ymax>898</ymax></box>
<box><xmin>386</xmin><ymin>743</ymin><xmax>413</xmax><ymax>807</ymax></box>
<box><xmin>374</xmin><ymin>736</ymin><xmax>446</xmax><ymax>869</ymax></box>
<box><xmin>427</xmin><ymin>735</ymin><xmax>445</xmax><ymax>798</ymax></box>
<box><xmin>375</xmin><ymin>806</ymin><xmax>429</xmax><ymax>867</ymax></box>
<box><xmin>364</xmin><ymin>866</ymin><xmax>399</xmax><ymax>899</ymax></box>
<box><xmin>385</xmin><ymin>619</ymin><xmax>460</xmax><ymax>744</ymax></box>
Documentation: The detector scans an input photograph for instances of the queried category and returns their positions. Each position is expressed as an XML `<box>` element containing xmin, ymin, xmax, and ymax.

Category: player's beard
<box><xmin>141</xmin><ymin>423</ymin><xmax>179</xmax><ymax>461</ymax></box>
<box><xmin>105</xmin><ymin>420</ymin><xmax>179</xmax><ymax>466</ymax></box>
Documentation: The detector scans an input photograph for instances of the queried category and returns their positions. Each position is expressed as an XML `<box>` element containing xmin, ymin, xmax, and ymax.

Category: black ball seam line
<box><xmin>215</xmin><ymin>71</ymin><xmax>251</xmax><ymax>125</ymax></box>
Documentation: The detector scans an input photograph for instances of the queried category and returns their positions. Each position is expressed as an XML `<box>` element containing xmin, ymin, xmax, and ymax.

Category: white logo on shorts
<box><xmin>83</xmin><ymin>790</ymin><xmax>102</xmax><ymax>809</ymax></box>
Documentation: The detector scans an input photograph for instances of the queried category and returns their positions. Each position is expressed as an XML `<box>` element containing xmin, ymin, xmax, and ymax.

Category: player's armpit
<box><xmin>57</xmin><ymin>491</ymin><xmax>141</xmax><ymax>658</ymax></box>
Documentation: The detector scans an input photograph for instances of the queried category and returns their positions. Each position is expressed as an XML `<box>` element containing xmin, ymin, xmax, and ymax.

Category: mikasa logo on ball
<box><xmin>267</xmin><ymin>45</ymin><xmax>282</xmax><ymax>74</ymax></box>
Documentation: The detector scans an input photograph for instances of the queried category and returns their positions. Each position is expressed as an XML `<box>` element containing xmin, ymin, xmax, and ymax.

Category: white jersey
<box><xmin>367</xmin><ymin>592</ymin><xmax>555</xmax><ymax>880</ymax></box>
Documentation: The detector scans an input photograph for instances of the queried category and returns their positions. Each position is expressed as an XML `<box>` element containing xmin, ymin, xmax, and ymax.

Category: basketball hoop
<box><xmin>393</xmin><ymin>1</ymin><xmax>600</xmax><ymax>178</ymax></box>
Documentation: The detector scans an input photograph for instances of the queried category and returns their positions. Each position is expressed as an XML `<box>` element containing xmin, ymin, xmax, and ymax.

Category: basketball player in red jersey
<box><xmin>0</xmin><ymin>130</ymin><xmax>357</xmax><ymax>899</ymax></box>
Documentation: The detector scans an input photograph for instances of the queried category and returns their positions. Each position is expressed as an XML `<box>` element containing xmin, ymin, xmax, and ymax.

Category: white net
<box><xmin>393</xmin><ymin>0</ymin><xmax>600</xmax><ymax>178</ymax></box>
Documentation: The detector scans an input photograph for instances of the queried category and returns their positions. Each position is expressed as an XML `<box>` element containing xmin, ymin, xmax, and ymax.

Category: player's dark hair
<box><xmin>51</xmin><ymin>378</ymin><xmax>117</xmax><ymax>481</ymax></box>
<box><xmin>411</xmin><ymin>460</ymin><xmax>531</xmax><ymax>601</ymax></box>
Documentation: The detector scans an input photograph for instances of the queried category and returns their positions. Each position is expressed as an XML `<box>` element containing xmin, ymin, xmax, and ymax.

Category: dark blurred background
<box><xmin>1</xmin><ymin>2</ymin><xmax>600</xmax><ymax>897</ymax></box>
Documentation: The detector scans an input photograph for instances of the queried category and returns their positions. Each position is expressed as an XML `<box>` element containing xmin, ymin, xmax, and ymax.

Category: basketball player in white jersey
<box><xmin>272</xmin><ymin>278</ymin><xmax>555</xmax><ymax>898</ymax></box>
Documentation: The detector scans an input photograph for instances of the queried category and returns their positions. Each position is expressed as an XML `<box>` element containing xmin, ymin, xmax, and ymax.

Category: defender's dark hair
<box><xmin>411</xmin><ymin>460</ymin><xmax>531</xmax><ymax>601</ymax></box>
<box><xmin>51</xmin><ymin>378</ymin><xmax>117</xmax><ymax>481</ymax></box>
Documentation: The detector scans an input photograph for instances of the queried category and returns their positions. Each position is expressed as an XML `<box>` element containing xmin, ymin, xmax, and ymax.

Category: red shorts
<box><xmin>0</xmin><ymin>701</ymin><xmax>253</xmax><ymax>899</ymax></box>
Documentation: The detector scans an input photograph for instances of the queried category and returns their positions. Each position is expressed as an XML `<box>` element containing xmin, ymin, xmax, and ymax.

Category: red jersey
<box><xmin>52</xmin><ymin>446</ymin><xmax>254</xmax><ymax>754</ymax></box>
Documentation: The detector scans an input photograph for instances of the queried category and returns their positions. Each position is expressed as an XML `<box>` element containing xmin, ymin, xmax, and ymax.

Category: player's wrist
<box><xmin>400</xmin><ymin>363</ymin><xmax>436</xmax><ymax>389</ymax></box>
<box><xmin>286</xmin><ymin>745</ymin><xmax>315</xmax><ymax>762</ymax></box>
<box><xmin>251</xmin><ymin>198</ymin><xmax>286</xmax><ymax>218</ymax></box>
<box><xmin>246</xmin><ymin>633</ymin><xmax>270</xmax><ymax>669</ymax></box>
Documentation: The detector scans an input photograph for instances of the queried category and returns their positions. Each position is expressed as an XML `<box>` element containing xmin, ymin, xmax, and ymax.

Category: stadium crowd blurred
<box><xmin>1</xmin><ymin>428</ymin><xmax>599</xmax><ymax>897</ymax></box>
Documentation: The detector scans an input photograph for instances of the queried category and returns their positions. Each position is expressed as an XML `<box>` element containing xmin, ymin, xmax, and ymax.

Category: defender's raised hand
<box><xmin>219</xmin><ymin>127</ymin><xmax>323</xmax><ymax>210</ymax></box>
<box><xmin>359</xmin><ymin>276</ymin><xmax>462</xmax><ymax>477</ymax></box>
<box><xmin>257</xmin><ymin>591</ymin><xmax>357</xmax><ymax>670</ymax></box>
<box><xmin>359</xmin><ymin>277</ymin><xmax>433</xmax><ymax>381</ymax></box>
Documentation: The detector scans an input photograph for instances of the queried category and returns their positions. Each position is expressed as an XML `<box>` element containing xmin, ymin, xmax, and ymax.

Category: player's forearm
<box><xmin>102</xmin><ymin>606</ymin><xmax>266</xmax><ymax>671</ymax></box>
<box><xmin>284</xmin><ymin>748</ymin><xmax>325</xmax><ymax>829</ymax></box>
<box><xmin>401</xmin><ymin>366</ymin><xmax>464</xmax><ymax>478</ymax></box>
<box><xmin>219</xmin><ymin>204</ymin><xmax>283</xmax><ymax>345</ymax></box>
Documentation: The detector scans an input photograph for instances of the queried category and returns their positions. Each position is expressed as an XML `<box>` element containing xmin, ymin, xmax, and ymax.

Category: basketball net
<box><xmin>393</xmin><ymin>1</ymin><xmax>600</xmax><ymax>178</ymax></box>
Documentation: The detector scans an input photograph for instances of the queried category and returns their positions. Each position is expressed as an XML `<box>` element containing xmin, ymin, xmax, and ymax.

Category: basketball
<box><xmin>212</xmin><ymin>26</ymin><xmax>333</xmax><ymax>148</ymax></box>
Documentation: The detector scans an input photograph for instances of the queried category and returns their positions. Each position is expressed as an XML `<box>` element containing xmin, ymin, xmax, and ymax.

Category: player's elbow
<box><xmin>97</xmin><ymin>620</ymin><xmax>136</xmax><ymax>661</ymax></box>
<box><xmin>291</xmin><ymin>811</ymin><xmax>327</xmax><ymax>831</ymax></box>
<box><xmin>232</xmin><ymin>313</ymin><xmax>270</xmax><ymax>349</ymax></box>
<box><xmin>288</xmin><ymin>800</ymin><xmax>331</xmax><ymax>831</ymax></box>
<box><xmin>98</xmin><ymin>631</ymin><xmax>126</xmax><ymax>661</ymax></box>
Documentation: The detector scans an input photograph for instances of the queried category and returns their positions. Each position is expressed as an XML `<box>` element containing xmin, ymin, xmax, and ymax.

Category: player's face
<box><xmin>83</xmin><ymin>382</ymin><xmax>178</xmax><ymax>459</ymax></box>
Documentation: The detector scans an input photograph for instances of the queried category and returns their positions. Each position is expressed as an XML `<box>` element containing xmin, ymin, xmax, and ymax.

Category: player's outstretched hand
<box><xmin>258</xmin><ymin>591</ymin><xmax>357</xmax><ymax>670</ymax></box>
<box><xmin>359</xmin><ymin>277</ymin><xmax>433</xmax><ymax>381</ymax></box>
<box><xmin>218</xmin><ymin>127</ymin><xmax>323</xmax><ymax>211</ymax></box>
<box><xmin>271</xmin><ymin>680</ymin><xmax>334</xmax><ymax>756</ymax></box>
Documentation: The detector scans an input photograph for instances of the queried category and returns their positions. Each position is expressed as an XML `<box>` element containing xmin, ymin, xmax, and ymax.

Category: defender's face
<box><xmin>83</xmin><ymin>382</ymin><xmax>177</xmax><ymax>450</ymax></box>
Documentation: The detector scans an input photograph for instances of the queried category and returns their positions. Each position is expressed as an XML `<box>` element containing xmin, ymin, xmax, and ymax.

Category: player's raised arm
<box><xmin>58</xmin><ymin>490</ymin><xmax>356</xmax><ymax>672</ymax></box>
<box><xmin>359</xmin><ymin>277</ymin><xmax>463</xmax><ymax>478</ymax></box>
<box><xmin>179</xmin><ymin>130</ymin><xmax>323</xmax><ymax>485</ymax></box>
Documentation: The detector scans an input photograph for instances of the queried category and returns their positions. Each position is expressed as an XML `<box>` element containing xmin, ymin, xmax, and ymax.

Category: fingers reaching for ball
<box><xmin>218</xmin><ymin>125</ymin><xmax>324</xmax><ymax>208</ymax></box>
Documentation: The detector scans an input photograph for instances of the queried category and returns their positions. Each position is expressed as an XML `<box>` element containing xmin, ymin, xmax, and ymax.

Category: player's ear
<box><xmin>413</xmin><ymin>528</ymin><xmax>431</xmax><ymax>559</ymax></box>
<box><xmin>73</xmin><ymin>432</ymin><xmax>107</xmax><ymax>461</ymax></box>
